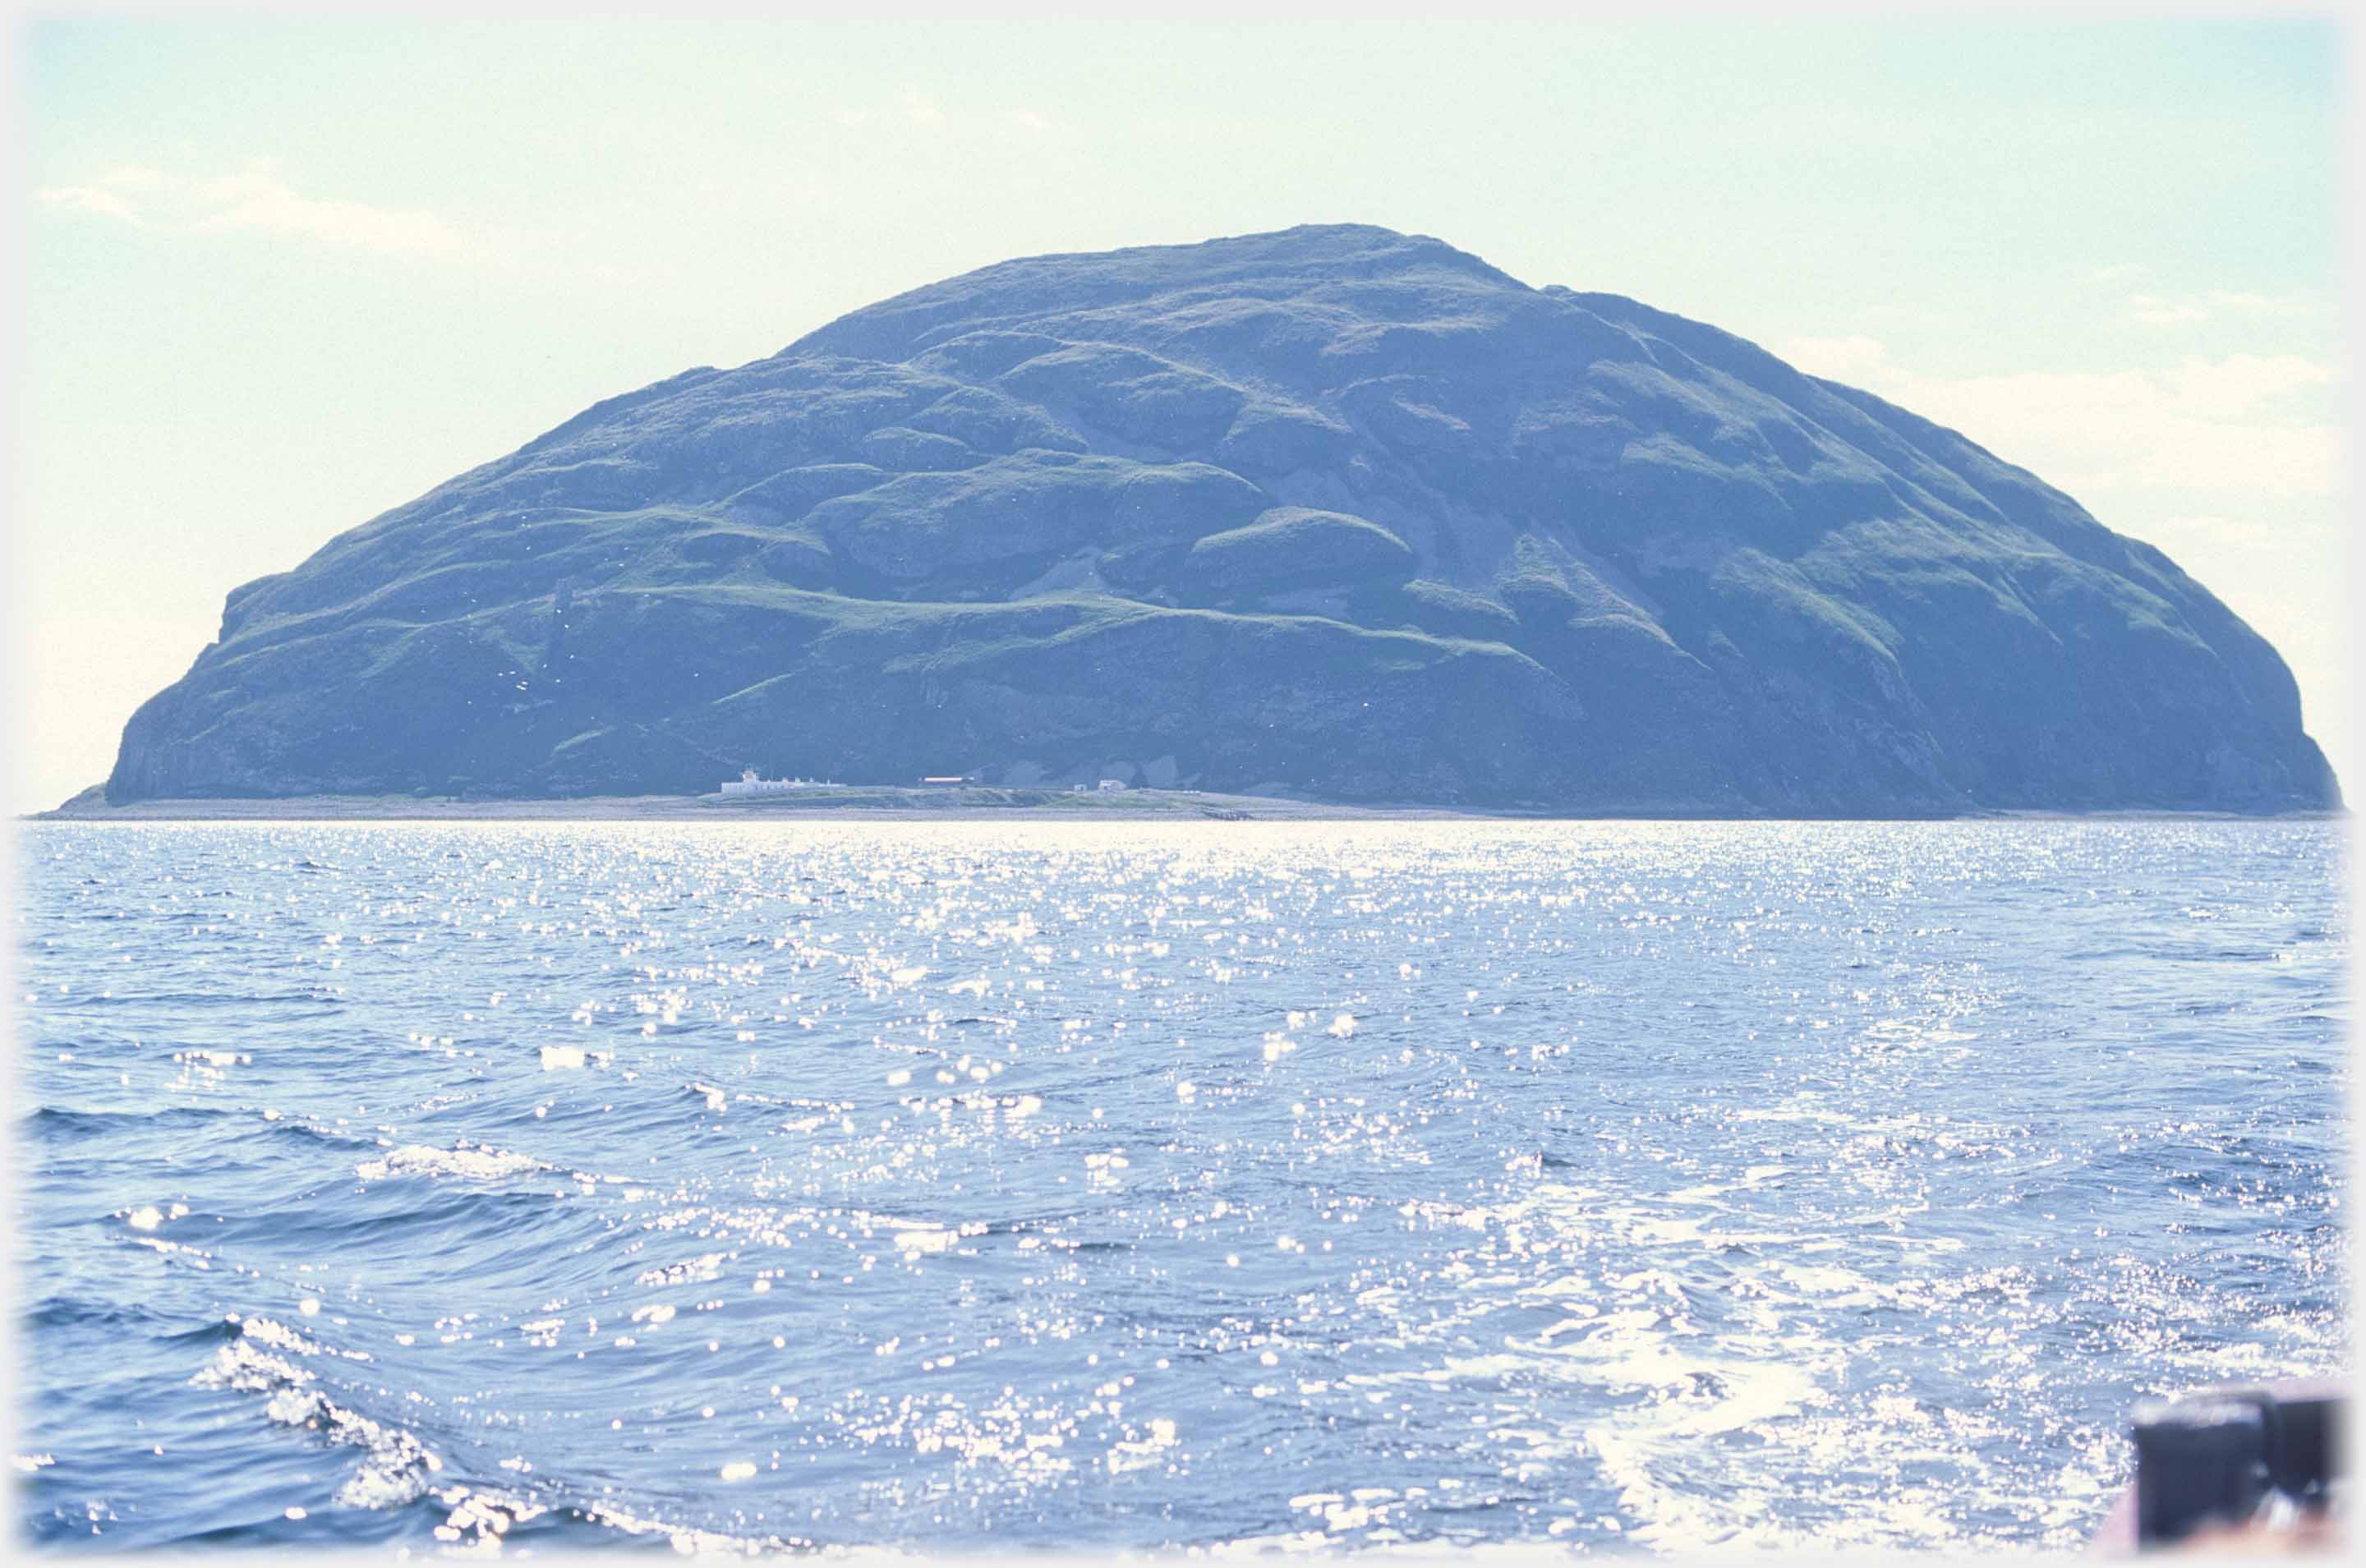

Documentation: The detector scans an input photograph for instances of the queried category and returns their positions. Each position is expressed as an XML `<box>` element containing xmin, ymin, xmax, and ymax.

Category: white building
<box><xmin>1097</xmin><ymin>778</ymin><xmax>1129</xmax><ymax>792</ymax></box>
<box><xmin>720</xmin><ymin>768</ymin><xmax>829</xmax><ymax>797</ymax></box>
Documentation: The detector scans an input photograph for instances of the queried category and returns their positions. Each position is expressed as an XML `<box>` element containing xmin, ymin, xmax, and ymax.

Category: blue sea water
<box><xmin>9</xmin><ymin>819</ymin><xmax>2348</xmax><ymax>1554</ymax></box>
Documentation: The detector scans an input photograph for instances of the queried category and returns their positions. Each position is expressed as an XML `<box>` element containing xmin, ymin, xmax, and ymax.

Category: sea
<box><xmin>10</xmin><ymin>819</ymin><xmax>2349</xmax><ymax>1555</ymax></box>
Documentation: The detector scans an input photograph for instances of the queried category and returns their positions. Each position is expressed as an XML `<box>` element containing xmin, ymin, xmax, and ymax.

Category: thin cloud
<box><xmin>1775</xmin><ymin>336</ymin><xmax>2343</xmax><ymax>504</ymax></box>
<box><xmin>2208</xmin><ymin>291</ymin><xmax>2314</xmax><ymax>316</ymax></box>
<box><xmin>1854</xmin><ymin>302</ymin><xmax>1962</xmax><ymax>333</ymax></box>
<box><xmin>2145</xmin><ymin>513</ymin><xmax>2337</xmax><ymax>554</ymax></box>
<box><xmin>897</xmin><ymin>86</ymin><xmax>946</xmax><ymax>130</ymax></box>
<box><xmin>189</xmin><ymin>167</ymin><xmax>472</xmax><ymax>257</ymax></box>
<box><xmin>94</xmin><ymin>163</ymin><xmax>172</xmax><ymax>191</ymax></box>
<box><xmin>1000</xmin><ymin>108</ymin><xmax>1068</xmax><ymax>135</ymax></box>
<box><xmin>1772</xmin><ymin>333</ymin><xmax>1890</xmax><ymax>381</ymax></box>
<box><xmin>35</xmin><ymin>185</ymin><xmax>143</xmax><ymax>223</ymax></box>
<box><xmin>31</xmin><ymin>159</ymin><xmax>504</xmax><ymax>264</ymax></box>
<box><xmin>830</xmin><ymin>90</ymin><xmax>1067</xmax><ymax>138</ymax></box>
<box><xmin>2124</xmin><ymin>294</ymin><xmax>2210</xmax><ymax>327</ymax></box>
<box><xmin>2121</xmin><ymin>289</ymin><xmax>2318</xmax><ymax>329</ymax></box>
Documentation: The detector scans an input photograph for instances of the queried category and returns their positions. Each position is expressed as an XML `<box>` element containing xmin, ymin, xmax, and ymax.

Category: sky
<box><xmin>11</xmin><ymin>16</ymin><xmax>2353</xmax><ymax>813</ymax></box>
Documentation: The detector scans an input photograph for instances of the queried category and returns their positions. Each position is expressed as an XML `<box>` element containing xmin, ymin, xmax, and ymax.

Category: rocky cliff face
<box><xmin>108</xmin><ymin>224</ymin><xmax>2337</xmax><ymax>812</ymax></box>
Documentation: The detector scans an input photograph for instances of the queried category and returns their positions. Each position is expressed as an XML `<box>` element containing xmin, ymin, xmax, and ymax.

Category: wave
<box><xmin>25</xmin><ymin>1104</ymin><xmax>230</xmax><ymax>1141</ymax></box>
<box><xmin>191</xmin><ymin>1322</ymin><xmax>441</xmax><ymax>1510</ymax></box>
<box><xmin>16</xmin><ymin>1294</ymin><xmax>200</xmax><ymax>1342</ymax></box>
<box><xmin>353</xmin><ymin>1143</ymin><xmax>550</xmax><ymax>1184</ymax></box>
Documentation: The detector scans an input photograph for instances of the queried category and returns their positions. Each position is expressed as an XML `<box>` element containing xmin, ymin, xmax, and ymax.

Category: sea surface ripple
<box><xmin>11</xmin><ymin>819</ymin><xmax>2348</xmax><ymax>1553</ymax></box>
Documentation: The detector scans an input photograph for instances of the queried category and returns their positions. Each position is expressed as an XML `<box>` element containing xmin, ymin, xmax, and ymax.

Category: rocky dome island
<box><xmin>107</xmin><ymin>224</ymin><xmax>2337</xmax><ymax>813</ymax></box>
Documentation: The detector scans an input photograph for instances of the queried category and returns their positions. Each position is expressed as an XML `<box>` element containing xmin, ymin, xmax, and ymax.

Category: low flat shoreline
<box><xmin>25</xmin><ymin>786</ymin><xmax>2340</xmax><ymax>825</ymax></box>
<box><xmin>27</xmin><ymin>785</ymin><xmax>1473</xmax><ymax>823</ymax></box>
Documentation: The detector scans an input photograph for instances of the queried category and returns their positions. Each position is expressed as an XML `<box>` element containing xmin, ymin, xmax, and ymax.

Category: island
<box><xmin>87</xmin><ymin>224</ymin><xmax>2338</xmax><ymax>817</ymax></box>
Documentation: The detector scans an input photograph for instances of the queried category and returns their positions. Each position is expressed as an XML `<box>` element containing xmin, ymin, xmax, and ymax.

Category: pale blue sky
<box><xmin>13</xmin><ymin>16</ymin><xmax>2350</xmax><ymax>811</ymax></box>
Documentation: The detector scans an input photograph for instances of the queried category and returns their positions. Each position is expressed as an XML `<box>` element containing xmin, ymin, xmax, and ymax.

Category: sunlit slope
<box><xmin>108</xmin><ymin>224</ymin><xmax>2337</xmax><ymax>811</ymax></box>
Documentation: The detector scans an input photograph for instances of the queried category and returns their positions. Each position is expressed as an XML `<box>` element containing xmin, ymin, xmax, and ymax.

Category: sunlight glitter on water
<box><xmin>13</xmin><ymin>819</ymin><xmax>2349</xmax><ymax>1552</ymax></box>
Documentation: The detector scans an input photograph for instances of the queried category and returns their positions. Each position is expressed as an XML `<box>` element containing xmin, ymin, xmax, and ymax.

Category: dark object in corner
<box><xmin>2097</xmin><ymin>1379</ymin><xmax>2344</xmax><ymax>1552</ymax></box>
